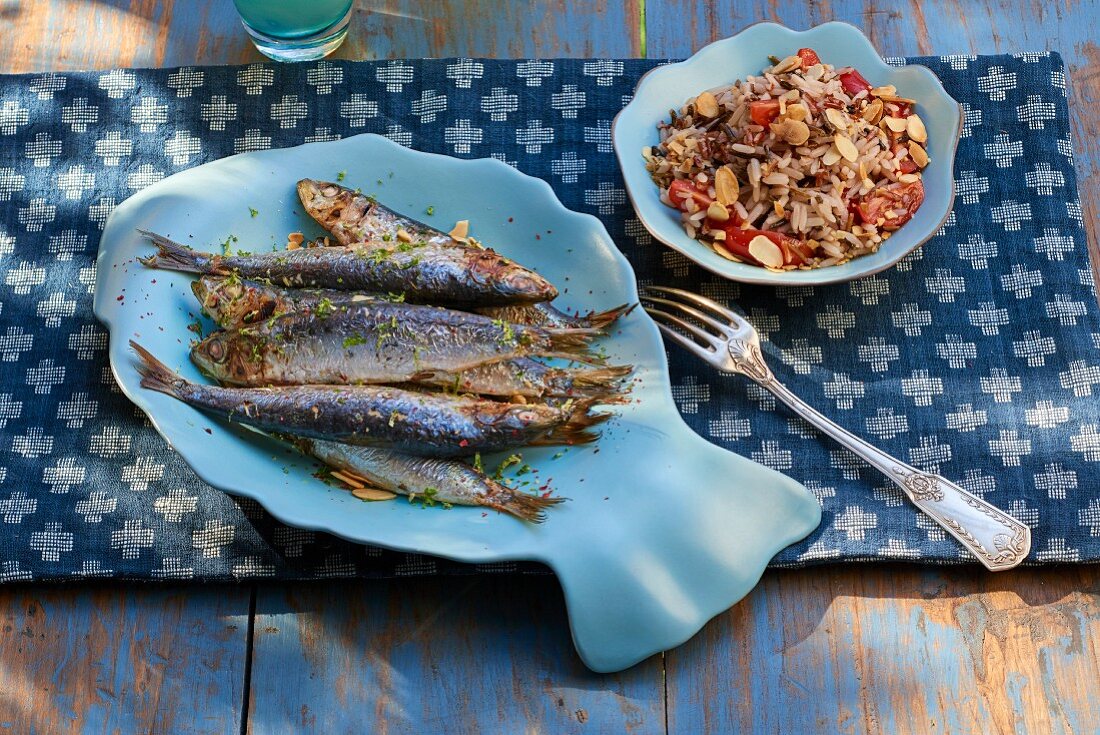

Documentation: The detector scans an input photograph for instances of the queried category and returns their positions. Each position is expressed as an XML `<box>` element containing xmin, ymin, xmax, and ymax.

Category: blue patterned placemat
<box><xmin>0</xmin><ymin>53</ymin><xmax>1096</xmax><ymax>582</ymax></box>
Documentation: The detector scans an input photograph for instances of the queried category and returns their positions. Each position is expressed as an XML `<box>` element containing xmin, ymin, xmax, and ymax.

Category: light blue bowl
<box><xmin>613</xmin><ymin>21</ymin><xmax>962</xmax><ymax>286</ymax></box>
<box><xmin>94</xmin><ymin>134</ymin><xmax>821</xmax><ymax>672</ymax></box>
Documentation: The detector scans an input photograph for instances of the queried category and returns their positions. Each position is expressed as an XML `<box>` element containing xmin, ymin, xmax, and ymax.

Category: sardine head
<box><xmin>190</xmin><ymin>332</ymin><xmax>236</xmax><ymax>382</ymax></box>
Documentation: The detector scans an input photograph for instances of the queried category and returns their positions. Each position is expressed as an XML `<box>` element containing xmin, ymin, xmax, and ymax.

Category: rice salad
<box><xmin>645</xmin><ymin>47</ymin><xmax>929</xmax><ymax>270</ymax></box>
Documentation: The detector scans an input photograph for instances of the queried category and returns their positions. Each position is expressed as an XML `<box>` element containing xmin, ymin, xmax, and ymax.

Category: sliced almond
<box><xmin>330</xmin><ymin>470</ymin><xmax>365</xmax><ymax>489</ymax></box>
<box><xmin>870</xmin><ymin>85</ymin><xmax>897</xmax><ymax>98</ymax></box>
<box><xmin>906</xmin><ymin>114</ymin><xmax>927</xmax><ymax>143</ymax></box>
<box><xmin>824</xmin><ymin>107</ymin><xmax>849</xmax><ymax>131</ymax></box>
<box><xmin>883</xmin><ymin>116</ymin><xmax>908</xmax><ymax>133</ymax></box>
<box><xmin>822</xmin><ymin>147</ymin><xmax>843</xmax><ymax>166</ymax></box>
<box><xmin>785</xmin><ymin>103</ymin><xmax>808</xmax><ymax>122</ymax></box>
<box><xmin>710</xmin><ymin>242</ymin><xmax>742</xmax><ymax>262</ymax></box>
<box><xmin>774</xmin><ymin>118</ymin><xmax>810</xmax><ymax>146</ymax></box>
<box><xmin>771</xmin><ymin>55</ymin><xmax>802</xmax><ymax>74</ymax></box>
<box><xmin>706</xmin><ymin>201</ymin><xmax>730</xmax><ymax>222</ymax></box>
<box><xmin>861</xmin><ymin>98</ymin><xmax>884</xmax><ymax>124</ymax></box>
<box><xmin>898</xmin><ymin>173</ymin><xmax>922</xmax><ymax>184</ymax></box>
<box><xmin>858</xmin><ymin>160</ymin><xmax>868</xmax><ymax>181</ymax></box>
<box><xmin>694</xmin><ymin>91</ymin><xmax>719</xmax><ymax>118</ymax></box>
<box><xmin>773</xmin><ymin>200</ymin><xmax>785</xmax><ymax>218</ymax></box>
<box><xmin>449</xmin><ymin>219</ymin><xmax>470</xmax><ymax>241</ymax></box>
<box><xmin>714</xmin><ymin>165</ymin><xmax>740</xmax><ymax>206</ymax></box>
<box><xmin>352</xmin><ymin>487</ymin><xmax>398</xmax><ymax>501</ymax></box>
<box><xmin>908</xmin><ymin>141</ymin><xmax>930</xmax><ymax>168</ymax></box>
<box><xmin>833</xmin><ymin>134</ymin><xmax>859</xmax><ymax>162</ymax></box>
<box><xmin>396</xmin><ymin>227</ymin><xmax>413</xmax><ymax>243</ymax></box>
<box><xmin>747</xmin><ymin>235</ymin><xmax>785</xmax><ymax>268</ymax></box>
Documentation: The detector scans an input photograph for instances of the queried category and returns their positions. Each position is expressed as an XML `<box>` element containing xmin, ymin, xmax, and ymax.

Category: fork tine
<box><xmin>642</xmin><ymin>286</ymin><xmax>742</xmax><ymax>325</ymax></box>
<box><xmin>641</xmin><ymin>295</ymin><xmax>733</xmax><ymax>337</ymax></box>
<box><xmin>649</xmin><ymin>320</ymin><xmax>720</xmax><ymax>363</ymax></box>
<box><xmin>642</xmin><ymin>306</ymin><xmax>724</xmax><ymax>348</ymax></box>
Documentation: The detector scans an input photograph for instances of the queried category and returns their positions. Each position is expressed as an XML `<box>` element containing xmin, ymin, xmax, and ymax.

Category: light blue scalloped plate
<box><xmin>613</xmin><ymin>21</ymin><xmax>962</xmax><ymax>286</ymax></box>
<box><xmin>93</xmin><ymin>133</ymin><xmax>820</xmax><ymax>672</ymax></box>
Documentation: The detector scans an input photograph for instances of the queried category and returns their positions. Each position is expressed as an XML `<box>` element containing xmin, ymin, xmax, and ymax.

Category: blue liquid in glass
<box><xmin>232</xmin><ymin>0</ymin><xmax>353</xmax><ymax>39</ymax></box>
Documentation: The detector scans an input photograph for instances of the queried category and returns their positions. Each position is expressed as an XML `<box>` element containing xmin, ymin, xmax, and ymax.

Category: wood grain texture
<box><xmin>666</xmin><ymin>565</ymin><xmax>1100</xmax><ymax>734</ymax></box>
<box><xmin>0</xmin><ymin>584</ymin><xmax>251</xmax><ymax>734</ymax></box>
<box><xmin>247</xmin><ymin>576</ymin><xmax>665</xmax><ymax>735</ymax></box>
<box><xmin>645</xmin><ymin>0</ymin><xmax>1100</xmax><ymax>287</ymax></box>
<box><xmin>0</xmin><ymin>0</ymin><xmax>643</xmax><ymax>74</ymax></box>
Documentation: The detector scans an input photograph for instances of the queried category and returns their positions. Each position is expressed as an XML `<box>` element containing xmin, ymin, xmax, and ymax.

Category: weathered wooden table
<box><xmin>2</xmin><ymin>2</ymin><xmax>1099</xmax><ymax>732</ymax></box>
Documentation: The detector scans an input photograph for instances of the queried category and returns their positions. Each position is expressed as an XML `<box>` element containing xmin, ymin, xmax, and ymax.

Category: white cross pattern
<box><xmin>865</xmin><ymin>407</ymin><xmax>909</xmax><ymax>440</ymax></box>
<box><xmin>1016</xmin><ymin>94</ymin><xmax>1056</xmax><ymax>129</ymax></box>
<box><xmin>1059</xmin><ymin>360</ymin><xmax>1100</xmax><ymax>397</ymax></box>
<box><xmin>61</xmin><ymin>97</ymin><xmax>99</xmax><ymax>133</ymax></box>
<box><xmin>1032</xmin><ymin>227</ymin><xmax>1074</xmax><ymax>260</ymax></box>
<box><xmin>444</xmin><ymin>119</ymin><xmax>482</xmax><ymax>154</ymax></box>
<box><xmin>89</xmin><ymin>425</ymin><xmax>131</xmax><ymax>456</ymax></box>
<box><xmin>154</xmin><ymin>488</ymin><xmax>199</xmax><ymax>522</ymax></box>
<box><xmin>270</xmin><ymin>94</ymin><xmax>308</xmax><ymax>129</ymax></box>
<box><xmin>57</xmin><ymin>165</ymin><xmax>95</xmax><ymax>200</ymax></box>
<box><xmin>751</xmin><ymin>440</ymin><xmax>793</xmax><ymax>470</ymax></box>
<box><xmin>232</xmin><ymin>557</ymin><xmax>276</xmax><ymax>578</ymax></box>
<box><xmin>376</xmin><ymin>61</ymin><xmax>414</xmax><ymax>92</ymax></box>
<box><xmin>131</xmin><ymin>97</ymin><xmax>168</xmax><ymax>133</ymax></box>
<box><xmin>583</xmin><ymin>180</ymin><xmax>624</xmax><ymax>215</ymax></box>
<box><xmin>1025</xmin><ymin>162</ymin><xmax>1065</xmax><ymax>196</ymax></box>
<box><xmin>516</xmin><ymin>119</ymin><xmax>554</xmax><ymax>154</ymax></box>
<box><xmin>152</xmin><ymin>558</ymin><xmax>194</xmax><ymax>579</ymax></box>
<box><xmin>1046</xmin><ymin>294</ymin><xmax>1087</xmax><ymax>326</ymax></box>
<box><xmin>1034</xmin><ymin>463</ymin><xmax>1076</xmax><ymax>499</ymax></box>
<box><xmin>550</xmin><ymin>151</ymin><xmax>586</xmax><ymax>183</ymax></box>
<box><xmin>193</xmin><ymin>520</ymin><xmax>236</xmax><ymax>558</ymax></box>
<box><xmin>582</xmin><ymin>60</ymin><xmax>624</xmax><ymax>86</ymax></box>
<box><xmin>1025</xmin><ymin>400</ymin><xmax>1070</xmax><ymax>428</ymax></box>
<box><xmin>708</xmin><ymin>411</ymin><xmax>752</xmax><ymax>441</ymax></box>
<box><xmin>411</xmin><ymin>89</ymin><xmax>447</xmax><ymax>124</ymax></box>
<box><xmin>848</xmin><ymin>275</ymin><xmax>890</xmax><ymax>305</ymax></box>
<box><xmin>1000</xmin><ymin>263</ymin><xmax>1043</xmax><ymax>299</ymax></box>
<box><xmin>1</xmin><ymin>325</ymin><xmax>34</xmax><ymax>361</ymax></box>
<box><xmin>960</xmin><ymin>103</ymin><xmax>982</xmax><ymax>138</ymax></box>
<box><xmin>68</xmin><ymin>324</ymin><xmax>107</xmax><ymax>360</ymax></box>
<box><xmin>924</xmin><ymin>268</ymin><xmax>966</xmax><ymax>303</ymax></box>
<box><xmin>26</xmin><ymin>358</ymin><xmax>65</xmax><ymax>394</ymax></box>
<box><xmin>967</xmin><ymin>301</ymin><xmax>1010</xmax><ymax>335</ymax></box>
<box><xmin>955</xmin><ymin>170</ymin><xmax>990</xmax><ymax>206</ymax></box>
<box><xmin>989</xmin><ymin>430</ymin><xmax>1033</xmax><ymax>466</ymax></box>
<box><xmin>481</xmin><ymin>87</ymin><xmax>519</xmax><ymax>122</ymax></box>
<box><xmin>516</xmin><ymin>59</ymin><xmax>554</xmax><ymax>86</ymax></box>
<box><xmin>957</xmin><ymin>234</ymin><xmax>997</xmax><ymax>269</ymax></box>
<box><xmin>980</xmin><ymin>367</ymin><xmax>1022</xmax><ymax>403</ymax></box>
<box><xmin>127</xmin><ymin>163</ymin><xmax>165</xmax><ymax>190</ymax></box>
<box><xmin>983</xmin><ymin>132</ymin><xmax>1023</xmax><ymax>168</ymax></box>
<box><xmin>878</xmin><ymin>539</ymin><xmax>921</xmax><ymax>559</ymax></box>
<box><xmin>121</xmin><ymin>456</ymin><xmax>165</xmax><ymax>492</ymax></box>
<box><xmin>42</xmin><ymin>457</ymin><xmax>82</xmax><ymax>493</ymax></box>
<box><xmin>977</xmin><ymin>65</ymin><xmax>1017</xmax><ymax>101</ymax></box>
<box><xmin>891</xmin><ymin>302</ymin><xmax>932</xmax><ymax>337</ymax></box>
<box><xmin>901</xmin><ymin>369</ymin><xmax>944</xmax><ymax>407</ymax></box>
<box><xmin>201</xmin><ymin>95</ymin><xmax>238</xmax><ymax>131</ymax></box>
<box><xmin>447</xmin><ymin>59</ymin><xmax>484</xmax><ymax>88</ymax></box>
<box><xmin>237</xmin><ymin>64</ymin><xmax>274</xmax><ymax>95</ymax></box>
<box><xmin>779</xmin><ymin>339</ymin><xmax>823</xmax><ymax>374</ymax></box>
<box><xmin>30</xmin><ymin>523</ymin><xmax>73</xmax><ymax>562</ymax></box>
<box><xmin>6</xmin><ymin>260</ymin><xmax>46</xmax><ymax>294</ymax></box>
<box><xmin>75</xmin><ymin>491</ymin><xmax>117</xmax><ymax>523</ymax></box>
<box><xmin>776</xmin><ymin>286</ymin><xmax>815</xmax><ymax>308</ymax></box>
<box><xmin>823</xmin><ymin>373</ymin><xmax>865</xmax><ymax>410</ymax></box>
<box><xmin>233</xmin><ymin>129</ymin><xmax>272</xmax><ymax>154</ymax></box>
<box><xmin>0</xmin><ymin>491</ymin><xmax>36</xmax><ymax>524</ymax></box>
<box><xmin>164</xmin><ymin>130</ymin><xmax>202</xmax><ymax>166</ymax></box>
<box><xmin>858</xmin><ymin>337</ymin><xmax>899</xmax><ymax>373</ymax></box>
<box><xmin>25</xmin><ymin>132</ymin><xmax>62</xmax><ymax>167</ymax></box>
<box><xmin>1012</xmin><ymin>329</ymin><xmax>1057</xmax><ymax>367</ymax></box>
<box><xmin>990</xmin><ymin>199</ymin><xmax>1032</xmax><ymax>231</ymax></box>
<box><xmin>167</xmin><ymin>67</ymin><xmax>205</xmax><ymax>97</ymax></box>
<box><xmin>56</xmin><ymin>391</ymin><xmax>97</xmax><ymax>428</ymax></box>
<box><xmin>273</xmin><ymin>527</ymin><xmax>315</xmax><ymax>557</ymax></box>
<box><xmin>816</xmin><ymin>304</ymin><xmax>856</xmax><ymax>339</ymax></box>
<box><xmin>0</xmin><ymin>393</ymin><xmax>21</xmax><ymax>429</ymax></box>
<box><xmin>29</xmin><ymin>72</ymin><xmax>66</xmax><ymax>99</ymax></box>
<box><xmin>94</xmin><ymin>131</ymin><xmax>132</xmax><ymax>167</ymax></box>
<box><xmin>661</xmin><ymin>249</ymin><xmax>692</xmax><ymax>278</ymax></box>
<box><xmin>111</xmin><ymin>519</ymin><xmax>154</xmax><ymax>559</ymax></box>
<box><xmin>0</xmin><ymin>168</ymin><xmax>25</xmax><ymax>201</ymax></box>
<box><xmin>306</xmin><ymin>62</ymin><xmax>342</xmax><ymax>95</ymax></box>
<box><xmin>98</xmin><ymin>69</ymin><xmax>136</xmax><ymax>98</ymax></box>
<box><xmin>551</xmin><ymin>84</ymin><xmax>587</xmax><ymax>118</ymax></box>
<box><xmin>583</xmin><ymin>120</ymin><xmax>612</xmax><ymax>152</ymax></box>
<box><xmin>835</xmin><ymin>505</ymin><xmax>877</xmax><ymax>541</ymax></box>
<box><xmin>946</xmin><ymin>403</ymin><xmax>988</xmax><ymax>432</ymax></box>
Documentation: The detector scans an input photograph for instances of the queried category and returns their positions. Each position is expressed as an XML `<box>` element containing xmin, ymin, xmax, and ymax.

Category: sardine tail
<box><xmin>130</xmin><ymin>340</ymin><xmax>187</xmax><ymax>398</ymax></box>
<box><xmin>569</xmin><ymin>364</ymin><xmax>634</xmax><ymax>388</ymax></box>
<box><xmin>547</xmin><ymin>327</ymin><xmax>601</xmax><ymax>350</ymax></box>
<box><xmin>137</xmin><ymin>230</ymin><xmax>209</xmax><ymax>274</ymax></box>
<box><xmin>582</xmin><ymin>303</ymin><xmax>637</xmax><ymax>330</ymax></box>
<box><xmin>532</xmin><ymin>399</ymin><xmax>613</xmax><ymax>447</ymax></box>
<box><xmin>479</xmin><ymin>491</ymin><xmax>566</xmax><ymax>523</ymax></box>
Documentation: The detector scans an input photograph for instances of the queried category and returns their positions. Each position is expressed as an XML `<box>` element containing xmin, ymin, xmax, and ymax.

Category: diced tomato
<box><xmin>838</xmin><ymin>69</ymin><xmax>872</xmax><ymax>96</ymax></box>
<box><xmin>891</xmin><ymin>101</ymin><xmax>913</xmax><ymax>118</ymax></box>
<box><xmin>749</xmin><ymin>100</ymin><xmax>782</xmax><ymax>127</ymax></box>
<box><xmin>796</xmin><ymin>48</ymin><xmax>821</xmax><ymax>68</ymax></box>
<box><xmin>889</xmin><ymin>144</ymin><xmax>919</xmax><ymax>174</ymax></box>
<box><xmin>666</xmin><ymin>179</ymin><xmax>713</xmax><ymax>212</ymax></box>
<box><xmin>720</xmin><ymin>227</ymin><xmax>809</xmax><ymax>266</ymax></box>
<box><xmin>857</xmin><ymin>180</ymin><xmax>924</xmax><ymax>230</ymax></box>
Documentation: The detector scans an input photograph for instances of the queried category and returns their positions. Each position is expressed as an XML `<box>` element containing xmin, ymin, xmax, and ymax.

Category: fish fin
<box><xmin>137</xmin><ymin>230</ymin><xmax>212</xmax><ymax>274</ymax></box>
<box><xmin>478</xmin><ymin>491</ymin><xmax>566</xmax><ymax>523</ymax></box>
<box><xmin>569</xmin><ymin>364</ymin><xmax>634</xmax><ymax>388</ymax></box>
<box><xmin>541</xmin><ymin>351</ymin><xmax>608</xmax><ymax>367</ymax></box>
<box><xmin>546</xmin><ymin>327</ymin><xmax>601</xmax><ymax>350</ymax></box>
<box><xmin>531</xmin><ymin>398</ymin><xmax>613</xmax><ymax>447</ymax></box>
<box><xmin>581</xmin><ymin>303</ymin><xmax>637</xmax><ymax>330</ymax></box>
<box><xmin>130</xmin><ymin>340</ymin><xmax>188</xmax><ymax>398</ymax></box>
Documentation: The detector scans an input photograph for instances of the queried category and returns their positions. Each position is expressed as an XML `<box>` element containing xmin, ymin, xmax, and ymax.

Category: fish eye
<box><xmin>223</xmin><ymin>283</ymin><xmax>243</xmax><ymax>299</ymax></box>
<box><xmin>206</xmin><ymin>337</ymin><xmax>228</xmax><ymax>363</ymax></box>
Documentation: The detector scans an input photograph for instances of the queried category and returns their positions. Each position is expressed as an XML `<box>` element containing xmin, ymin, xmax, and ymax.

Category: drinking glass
<box><xmin>232</xmin><ymin>0</ymin><xmax>354</xmax><ymax>62</ymax></box>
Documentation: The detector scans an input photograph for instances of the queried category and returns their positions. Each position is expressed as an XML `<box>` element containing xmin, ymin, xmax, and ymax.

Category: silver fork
<box><xmin>641</xmin><ymin>286</ymin><xmax>1030</xmax><ymax>571</ymax></box>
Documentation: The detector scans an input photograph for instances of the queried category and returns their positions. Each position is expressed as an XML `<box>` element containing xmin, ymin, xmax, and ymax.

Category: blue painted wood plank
<box><xmin>0</xmin><ymin>584</ymin><xmax>251</xmax><ymax>734</ymax></box>
<box><xmin>0</xmin><ymin>0</ymin><xmax>643</xmax><ymax>74</ymax></box>
<box><xmin>665</xmin><ymin>566</ymin><xmax>1100</xmax><ymax>734</ymax></box>
<box><xmin>248</xmin><ymin>576</ymin><xmax>665</xmax><ymax>734</ymax></box>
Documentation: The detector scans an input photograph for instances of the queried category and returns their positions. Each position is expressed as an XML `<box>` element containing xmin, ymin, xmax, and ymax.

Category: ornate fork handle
<box><xmin>730</xmin><ymin>340</ymin><xmax>1030</xmax><ymax>571</ymax></box>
